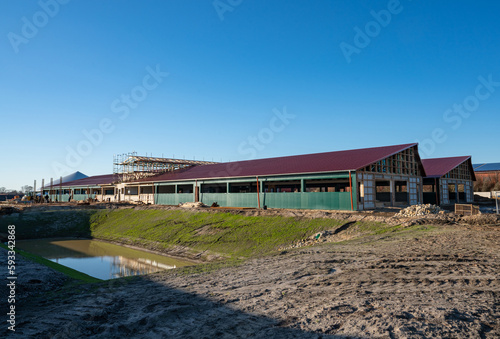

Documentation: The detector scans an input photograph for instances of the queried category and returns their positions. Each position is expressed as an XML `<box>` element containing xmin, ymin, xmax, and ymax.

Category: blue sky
<box><xmin>1</xmin><ymin>0</ymin><xmax>499</xmax><ymax>190</ymax></box>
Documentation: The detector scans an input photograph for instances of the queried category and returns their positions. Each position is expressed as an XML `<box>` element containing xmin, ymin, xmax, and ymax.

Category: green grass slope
<box><xmin>89</xmin><ymin>209</ymin><xmax>349</xmax><ymax>259</ymax></box>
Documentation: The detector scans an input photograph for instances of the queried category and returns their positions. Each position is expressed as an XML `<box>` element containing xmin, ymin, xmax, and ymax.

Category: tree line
<box><xmin>0</xmin><ymin>185</ymin><xmax>33</xmax><ymax>195</ymax></box>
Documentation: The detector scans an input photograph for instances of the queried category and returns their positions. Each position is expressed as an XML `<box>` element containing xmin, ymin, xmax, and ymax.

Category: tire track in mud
<box><xmin>207</xmin><ymin>226</ymin><xmax>500</xmax><ymax>338</ymax></box>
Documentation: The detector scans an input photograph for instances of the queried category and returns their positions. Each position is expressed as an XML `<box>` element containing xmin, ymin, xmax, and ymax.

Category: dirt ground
<box><xmin>2</xmin><ymin>218</ymin><xmax>499</xmax><ymax>338</ymax></box>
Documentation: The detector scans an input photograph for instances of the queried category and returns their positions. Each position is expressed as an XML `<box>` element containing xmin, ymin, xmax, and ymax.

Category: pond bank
<box><xmin>15</xmin><ymin>238</ymin><xmax>195</xmax><ymax>280</ymax></box>
<box><xmin>2</xmin><ymin>204</ymin><xmax>497</xmax><ymax>262</ymax></box>
<box><xmin>0</xmin><ymin>205</ymin><xmax>362</xmax><ymax>262</ymax></box>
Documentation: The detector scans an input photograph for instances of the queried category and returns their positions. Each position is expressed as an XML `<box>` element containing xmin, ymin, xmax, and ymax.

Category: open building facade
<box><xmin>422</xmin><ymin>156</ymin><xmax>475</xmax><ymax>205</ymax></box>
<box><xmin>42</xmin><ymin>143</ymin><xmax>476</xmax><ymax>210</ymax></box>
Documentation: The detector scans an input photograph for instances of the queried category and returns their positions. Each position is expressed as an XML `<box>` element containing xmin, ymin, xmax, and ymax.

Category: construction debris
<box><xmin>179</xmin><ymin>202</ymin><xmax>206</xmax><ymax>208</ymax></box>
<box><xmin>455</xmin><ymin>203</ymin><xmax>480</xmax><ymax>216</ymax></box>
<box><xmin>396</xmin><ymin>204</ymin><xmax>445</xmax><ymax>217</ymax></box>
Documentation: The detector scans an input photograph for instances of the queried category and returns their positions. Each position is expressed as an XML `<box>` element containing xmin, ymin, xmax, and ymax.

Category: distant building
<box><xmin>473</xmin><ymin>163</ymin><xmax>500</xmax><ymax>174</ymax></box>
<box><xmin>472</xmin><ymin>163</ymin><xmax>500</xmax><ymax>192</ymax></box>
<box><xmin>46</xmin><ymin>171</ymin><xmax>88</xmax><ymax>186</ymax></box>
<box><xmin>41</xmin><ymin>174</ymin><xmax>114</xmax><ymax>202</ymax></box>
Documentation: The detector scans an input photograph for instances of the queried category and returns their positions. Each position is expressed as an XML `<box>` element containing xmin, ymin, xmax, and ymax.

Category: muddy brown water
<box><xmin>16</xmin><ymin>239</ymin><xmax>194</xmax><ymax>280</ymax></box>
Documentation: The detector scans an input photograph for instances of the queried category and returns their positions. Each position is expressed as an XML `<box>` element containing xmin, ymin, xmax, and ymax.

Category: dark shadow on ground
<box><xmin>4</xmin><ymin>274</ymin><xmax>356</xmax><ymax>338</ymax></box>
<box><xmin>0</xmin><ymin>208</ymin><xmax>95</xmax><ymax>239</ymax></box>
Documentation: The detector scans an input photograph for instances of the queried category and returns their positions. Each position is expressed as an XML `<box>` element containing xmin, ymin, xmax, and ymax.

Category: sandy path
<box><xmin>3</xmin><ymin>223</ymin><xmax>499</xmax><ymax>338</ymax></box>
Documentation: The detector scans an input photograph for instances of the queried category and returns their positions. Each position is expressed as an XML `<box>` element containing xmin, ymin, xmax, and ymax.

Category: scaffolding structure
<box><xmin>113</xmin><ymin>152</ymin><xmax>216</xmax><ymax>183</ymax></box>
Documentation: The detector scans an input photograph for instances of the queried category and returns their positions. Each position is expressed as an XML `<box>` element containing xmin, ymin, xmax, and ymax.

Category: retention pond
<box><xmin>16</xmin><ymin>239</ymin><xmax>194</xmax><ymax>280</ymax></box>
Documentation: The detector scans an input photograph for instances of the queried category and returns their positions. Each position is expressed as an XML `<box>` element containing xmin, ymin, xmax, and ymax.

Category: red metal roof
<box><xmin>46</xmin><ymin>174</ymin><xmax>115</xmax><ymax>188</ymax></box>
<box><xmin>135</xmin><ymin>143</ymin><xmax>420</xmax><ymax>183</ymax></box>
<box><xmin>422</xmin><ymin>156</ymin><xmax>475</xmax><ymax>180</ymax></box>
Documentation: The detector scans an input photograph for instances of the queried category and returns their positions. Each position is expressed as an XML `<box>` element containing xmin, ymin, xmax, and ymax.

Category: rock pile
<box><xmin>179</xmin><ymin>202</ymin><xmax>206</xmax><ymax>208</ymax></box>
<box><xmin>396</xmin><ymin>204</ymin><xmax>444</xmax><ymax>217</ymax></box>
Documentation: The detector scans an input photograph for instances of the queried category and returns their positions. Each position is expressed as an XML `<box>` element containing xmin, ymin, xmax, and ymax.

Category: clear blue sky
<box><xmin>1</xmin><ymin>0</ymin><xmax>499</xmax><ymax>191</ymax></box>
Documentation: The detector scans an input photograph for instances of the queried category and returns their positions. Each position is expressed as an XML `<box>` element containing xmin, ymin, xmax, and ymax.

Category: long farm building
<box><xmin>41</xmin><ymin>143</ymin><xmax>477</xmax><ymax>211</ymax></box>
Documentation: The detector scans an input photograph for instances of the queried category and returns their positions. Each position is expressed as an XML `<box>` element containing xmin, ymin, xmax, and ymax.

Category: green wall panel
<box><xmin>48</xmin><ymin>195</ymin><xmax>71</xmax><ymax>202</ymax></box>
<box><xmin>229</xmin><ymin>193</ymin><xmax>260</xmax><ymax>208</ymax></box>
<box><xmin>46</xmin><ymin>194</ymin><xmax>95</xmax><ymax>202</ymax></box>
<box><xmin>59</xmin><ymin>195</ymin><xmax>70</xmax><ymax>202</ymax></box>
<box><xmin>192</xmin><ymin>192</ymin><xmax>354</xmax><ymax>210</ymax></box>
<box><xmin>155</xmin><ymin>193</ymin><xmax>194</xmax><ymax>205</ymax></box>
<box><xmin>262</xmin><ymin>192</ymin><xmax>353</xmax><ymax>210</ymax></box>
<box><xmin>152</xmin><ymin>172</ymin><xmax>358</xmax><ymax>210</ymax></box>
<box><xmin>72</xmin><ymin>194</ymin><xmax>95</xmax><ymax>201</ymax></box>
<box><xmin>200</xmin><ymin>193</ymin><xmax>259</xmax><ymax>208</ymax></box>
<box><xmin>200</xmin><ymin>193</ymin><xmax>228</xmax><ymax>207</ymax></box>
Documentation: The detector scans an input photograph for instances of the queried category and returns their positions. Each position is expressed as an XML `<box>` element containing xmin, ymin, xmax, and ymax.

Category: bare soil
<box><xmin>2</xmin><ymin>219</ymin><xmax>499</xmax><ymax>338</ymax></box>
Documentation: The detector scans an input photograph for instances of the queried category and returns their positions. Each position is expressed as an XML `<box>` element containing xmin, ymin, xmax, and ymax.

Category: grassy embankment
<box><xmin>89</xmin><ymin>209</ymin><xmax>346</xmax><ymax>259</ymax></box>
<box><xmin>88</xmin><ymin>209</ymin><xmax>435</xmax><ymax>259</ymax></box>
<box><xmin>0</xmin><ymin>207</ymin><xmax>436</xmax><ymax>277</ymax></box>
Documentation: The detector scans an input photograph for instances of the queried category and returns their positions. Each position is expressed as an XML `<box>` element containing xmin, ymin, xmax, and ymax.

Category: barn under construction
<box><xmin>422</xmin><ymin>156</ymin><xmax>476</xmax><ymax>205</ymax></box>
<box><xmin>41</xmin><ymin>143</ymin><xmax>476</xmax><ymax>211</ymax></box>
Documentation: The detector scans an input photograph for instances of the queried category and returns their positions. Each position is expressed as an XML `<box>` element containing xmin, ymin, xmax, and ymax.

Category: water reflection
<box><xmin>16</xmin><ymin>239</ymin><xmax>194</xmax><ymax>280</ymax></box>
<box><xmin>112</xmin><ymin>255</ymin><xmax>177</xmax><ymax>277</ymax></box>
